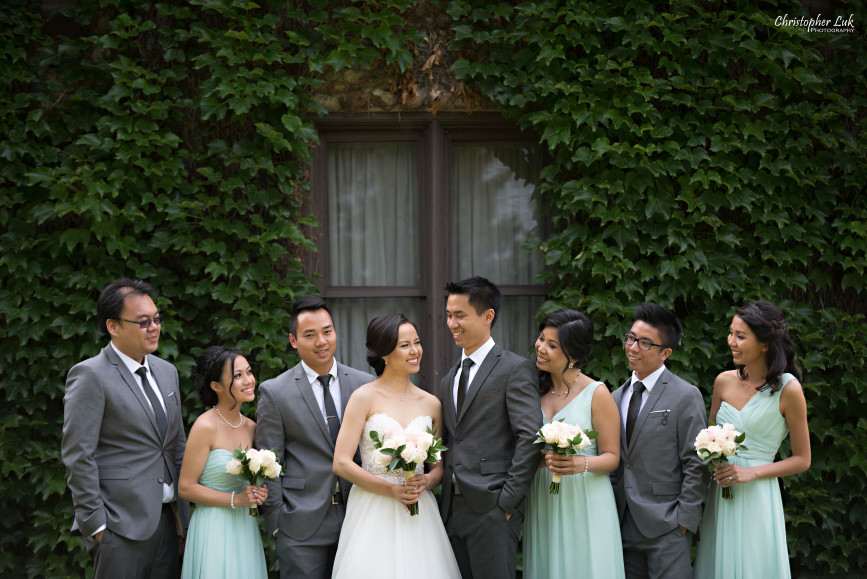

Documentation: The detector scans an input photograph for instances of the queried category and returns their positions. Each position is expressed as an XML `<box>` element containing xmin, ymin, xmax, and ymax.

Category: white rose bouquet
<box><xmin>226</xmin><ymin>445</ymin><xmax>283</xmax><ymax>516</ymax></box>
<box><xmin>369</xmin><ymin>425</ymin><xmax>447</xmax><ymax>516</ymax></box>
<box><xmin>694</xmin><ymin>421</ymin><xmax>747</xmax><ymax>499</ymax></box>
<box><xmin>535</xmin><ymin>419</ymin><xmax>598</xmax><ymax>495</ymax></box>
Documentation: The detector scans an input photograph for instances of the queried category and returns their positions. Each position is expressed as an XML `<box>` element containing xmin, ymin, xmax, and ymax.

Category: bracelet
<box><xmin>581</xmin><ymin>456</ymin><xmax>589</xmax><ymax>475</ymax></box>
<box><xmin>230</xmin><ymin>491</ymin><xmax>236</xmax><ymax>509</ymax></box>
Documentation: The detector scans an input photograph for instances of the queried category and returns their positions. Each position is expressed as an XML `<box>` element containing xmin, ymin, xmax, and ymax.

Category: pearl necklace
<box><xmin>550</xmin><ymin>371</ymin><xmax>581</xmax><ymax>397</ymax></box>
<box><xmin>214</xmin><ymin>406</ymin><xmax>243</xmax><ymax>429</ymax></box>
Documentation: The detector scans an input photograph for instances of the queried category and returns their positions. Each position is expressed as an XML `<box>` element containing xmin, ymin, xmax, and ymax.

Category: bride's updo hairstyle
<box><xmin>194</xmin><ymin>345</ymin><xmax>246</xmax><ymax>409</ymax></box>
<box><xmin>537</xmin><ymin>308</ymin><xmax>594</xmax><ymax>397</ymax></box>
<box><xmin>366</xmin><ymin>313</ymin><xmax>418</xmax><ymax>376</ymax></box>
<box><xmin>734</xmin><ymin>300</ymin><xmax>802</xmax><ymax>394</ymax></box>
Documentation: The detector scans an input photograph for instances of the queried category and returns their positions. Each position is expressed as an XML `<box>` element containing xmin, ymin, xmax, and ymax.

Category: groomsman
<box><xmin>438</xmin><ymin>277</ymin><xmax>542</xmax><ymax>579</ymax></box>
<box><xmin>610</xmin><ymin>301</ymin><xmax>707</xmax><ymax>579</ymax></box>
<box><xmin>255</xmin><ymin>296</ymin><xmax>374</xmax><ymax>579</ymax></box>
<box><xmin>62</xmin><ymin>278</ymin><xmax>188</xmax><ymax>578</ymax></box>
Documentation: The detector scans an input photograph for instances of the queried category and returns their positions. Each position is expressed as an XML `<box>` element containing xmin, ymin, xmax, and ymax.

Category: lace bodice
<box><xmin>360</xmin><ymin>413</ymin><xmax>432</xmax><ymax>485</ymax></box>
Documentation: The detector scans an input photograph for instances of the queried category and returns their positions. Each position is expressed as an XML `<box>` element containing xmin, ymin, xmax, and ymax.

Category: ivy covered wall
<box><xmin>1</xmin><ymin>0</ymin><xmax>864</xmax><ymax>576</ymax></box>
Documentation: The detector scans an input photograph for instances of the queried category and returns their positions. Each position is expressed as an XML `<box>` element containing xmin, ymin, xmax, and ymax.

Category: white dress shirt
<box><xmin>620</xmin><ymin>363</ymin><xmax>667</xmax><ymax>430</ymax></box>
<box><xmin>301</xmin><ymin>359</ymin><xmax>343</xmax><ymax>422</ymax></box>
<box><xmin>452</xmin><ymin>337</ymin><xmax>496</xmax><ymax>410</ymax></box>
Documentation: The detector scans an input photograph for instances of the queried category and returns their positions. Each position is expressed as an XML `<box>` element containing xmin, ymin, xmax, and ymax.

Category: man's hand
<box><xmin>94</xmin><ymin>530</ymin><xmax>105</xmax><ymax>543</ymax></box>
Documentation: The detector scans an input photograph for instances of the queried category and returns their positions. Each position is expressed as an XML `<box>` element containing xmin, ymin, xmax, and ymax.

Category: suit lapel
<box><xmin>105</xmin><ymin>346</ymin><xmax>160</xmax><ymax>437</ymax></box>
<box><xmin>442</xmin><ymin>363</ymin><xmax>459</xmax><ymax>430</ymax></box>
<box><xmin>628</xmin><ymin>371</ymin><xmax>669</xmax><ymax>452</ymax></box>
<box><xmin>296</xmin><ymin>365</ymin><xmax>332</xmax><ymax>445</ymax></box>
<box><xmin>147</xmin><ymin>355</ymin><xmax>178</xmax><ymax>429</ymax></box>
<box><xmin>458</xmin><ymin>345</ymin><xmax>501</xmax><ymax>423</ymax></box>
<box><xmin>614</xmin><ymin>379</ymin><xmax>629</xmax><ymax>454</ymax></box>
<box><xmin>336</xmin><ymin>363</ymin><xmax>356</xmax><ymax>416</ymax></box>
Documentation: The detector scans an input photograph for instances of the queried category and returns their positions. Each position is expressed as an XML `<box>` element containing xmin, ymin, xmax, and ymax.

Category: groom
<box><xmin>255</xmin><ymin>296</ymin><xmax>374</xmax><ymax>579</ymax></box>
<box><xmin>438</xmin><ymin>277</ymin><xmax>542</xmax><ymax>579</ymax></box>
<box><xmin>610</xmin><ymin>301</ymin><xmax>707</xmax><ymax>579</ymax></box>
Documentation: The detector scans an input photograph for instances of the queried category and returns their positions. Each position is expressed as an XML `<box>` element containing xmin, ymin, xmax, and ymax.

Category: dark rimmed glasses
<box><xmin>623</xmin><ymin>332</ymin><xmax>665</xmax><ymax>351</ymax></box>
<box><xmin>114</xmin><ymin>315</ymin><xmax>164</xmax><ymax>329</ymax></box>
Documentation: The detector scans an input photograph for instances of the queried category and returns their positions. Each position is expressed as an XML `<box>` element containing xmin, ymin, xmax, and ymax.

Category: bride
<box><xmin>331</xmin><ymin>313</ymin><xmax>460</xmax><ymax>578</ymax></box>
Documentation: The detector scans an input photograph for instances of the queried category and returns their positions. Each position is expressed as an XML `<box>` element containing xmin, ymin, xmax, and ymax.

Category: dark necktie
<box><xmin>136</xmin><ymin>367</ymin><xmax>167</xmax><ymax>441</ymax></box>
<box><xmin>317</xmin><ymin>374</ymin><xmax>341</xmax><ymax>444</ymax></box>
<box><xmin>456</xmin><ymin>358</ymin><xmax>475</xmax><ymax>416</ymax></box>
<box><xmin>136</xmin><ymin>366</ymin><xmax>172</xmax><ymax>485</ymax></box>
<box><xmin>625</xmin><ymin>381</ymin><xmax>646</xmax><ymax>445</ymax></box>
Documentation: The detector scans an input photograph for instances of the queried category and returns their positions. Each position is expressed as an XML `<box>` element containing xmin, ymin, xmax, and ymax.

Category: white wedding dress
<box><xmin>331</xmin><ymin>413</ymin><xmax>460</xmax><ymax>579</ymax></box>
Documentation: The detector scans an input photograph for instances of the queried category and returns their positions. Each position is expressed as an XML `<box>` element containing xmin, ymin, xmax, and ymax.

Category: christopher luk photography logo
<box><xmin>773</xmin><ymin>13</ymin><xmax>856</xmax><ymax>34</ymax></box>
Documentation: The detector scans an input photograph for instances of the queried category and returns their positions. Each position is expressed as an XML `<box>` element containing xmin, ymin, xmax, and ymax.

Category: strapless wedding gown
<box><xmin>331</xmin><ymin>413</ymin><xmax>460</xmax><ymax>579</ymax></box>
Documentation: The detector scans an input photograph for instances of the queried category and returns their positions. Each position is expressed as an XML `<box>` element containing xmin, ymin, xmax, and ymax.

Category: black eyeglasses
<box><xmin>623</xmin><ymin>332</ymin><xmax>665</xmax><ymax>351</ymax></box>
<box><xmin>114</xmin><ymin>315</ymin><xmax>164</xmax><ymax>329</ymax></box>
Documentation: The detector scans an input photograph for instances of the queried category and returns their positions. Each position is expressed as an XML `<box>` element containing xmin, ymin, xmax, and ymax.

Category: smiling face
<box><xmin>535</xmin><ymin>326</ymin><xmax>570</xmax><ymax>376</ymax></box>
<box><xmin>625</xmin><ymin>319</ymin><xmax>671</xmax><ymax>380</ymax></box>
<box><xmin>289</xmin><ymin>308</ymin><xmax>337</xmax><ymax>375</ymax></box>
<box><xmin>106</xmin><ymin>293</ymin><xmax>160</xmax><ymax>363</ymax></box>
<box><xmin>445</xmin><ymin>293</ymin><xmax>494</xmax><ymax>356</ymax></box>
<box><xmin>727</xmin><ymin>315</ymin><xmax>768</xmax><ymax>367</ymax></box>
<box><xmin>383</xmin><ymin>323</ymin><xmax>422</xmax><ymax>375</ymax></box>
<box><xmin>214</xmin><ymin>355</ymin><xmax>256</xmax><ymax>404</ymax></box>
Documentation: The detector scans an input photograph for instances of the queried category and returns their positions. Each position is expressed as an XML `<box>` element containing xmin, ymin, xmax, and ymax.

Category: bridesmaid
<box><xmin>523</xmin><ymin>309</ymin><xmax>625</xmax><ymax>579</ymax></box>
<box><xmin>694</xmin><ymin>301</ymin><xmax>811</xmax><ymax>578</ymax></box>
<box><xmin>179</xmin><ymin>346</ymin><xmax>268</xmax><ymax>579</ymax></box>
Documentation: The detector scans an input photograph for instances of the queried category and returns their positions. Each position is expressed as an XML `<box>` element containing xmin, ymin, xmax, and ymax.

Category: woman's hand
<box><xmin>236</xmin><ymin>484</ymin><xmax>268</xmax><ymax>508</ymax></box>
<box><xmin>390</xmin><ymin>477</ymin><xmax>423</xmax><ymax>513</ymax></box>
<box><xmin>545</xmin><ymin>450</ymin><xmax>587</xmax><ymax>476</ymax></box>
<box><xmin>713</xmin><ymin>463</ymin><xmax>756</xmax><ymax>487</ymax></box>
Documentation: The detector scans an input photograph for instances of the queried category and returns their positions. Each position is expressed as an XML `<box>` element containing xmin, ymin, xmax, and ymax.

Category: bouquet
<box><xmin>226</xmin><ymin>445</ymin><xmax>283</xmax><ymax>516</ymax></box>
<box><xmin>370</xmin><ymin>425</ymin><xmax>447</xmax><ymax>516</ymax></box>
<box><xmin>535</xmin><ymin>419</ymin><xmax>598</xmax><ymax>495</ymax></box>
<box><xmin>694</xmin><ymin>421</ymin><xmax>747</xmax><ymax>499</ymax></box>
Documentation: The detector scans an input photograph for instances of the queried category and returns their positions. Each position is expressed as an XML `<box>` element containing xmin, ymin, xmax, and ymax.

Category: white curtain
<box><xmin>328</xmin><ymin>142</ymin><xmax>419</xmax><ymax>286</ymax></box>
<box><xmin>451</xmin><ymin>142</ymin><xmax>545</xmax><ymax>358</ymax></box>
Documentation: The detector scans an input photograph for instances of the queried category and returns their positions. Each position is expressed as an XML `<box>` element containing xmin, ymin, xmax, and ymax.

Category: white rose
<box><xmin>264</xmin><ymin>461</ymin><xmax>282</xmax><ymax>478</ymax></box>
<box><xmin>720</xmin><ymin>439</ymin><xmax>738</xmax><ymax>457</ymax></box>
<box><xmin>246</xmin><ymin>449</ymin><xmax>263</xmax><ymax>474</ymax></box>
<box><xmin>374</xmin><ymin>451</ymin><xmax>392</xmax><ymax>466</ymax></box>
<box><xmin>706</xmin><ymin>441</ymin><xmax>723</xmax><ymax>454</ymax></box>
<box><xmin>225</xmin><ymin>458</ymin><xmax>243</xmax><ymax>475</ymax></box>
<box><xmin>539</xmin><ymin>422</ymin><xmax>560</xmax><ymax>444</ymax></box>
<box><xmin>383</xmin><ymin>429</ymin><xmax>406</xmax><ymax>450</ymax></box>
<box><xmin>695</xmin><ymin>428</ymin><xmax>713</xmax><ymax>450</ymax></box>
<box><xmin>400</xmin><ymin>445</ymin><xmax>416</xmax><ymax>463</ymax></box>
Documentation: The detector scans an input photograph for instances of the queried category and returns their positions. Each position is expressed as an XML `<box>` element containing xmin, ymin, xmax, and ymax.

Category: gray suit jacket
<box><xmin>255</xmin><ymin>362</ymin><xmax>374</xmax><ymax>541</ymax></box>
<box><xmin>610</xmin><ymin>368</ymin><xmax>708</xmax><ymax>538</ymax></box>
<box><xmin>61</xmin><ymin>345</ymin><xmax>189</xmax><ymax>541</ymax></box>
<box><xmin>438</xmin><ymin>345</ymin><xmax>542</xmax><ymax>519</ymax></box>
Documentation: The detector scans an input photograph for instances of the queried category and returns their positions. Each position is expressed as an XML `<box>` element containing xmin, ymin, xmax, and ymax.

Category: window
<box><xmin>311</xmin><ymin>113</ymin><xmax>547</xmax><ymax>387</ymax></box>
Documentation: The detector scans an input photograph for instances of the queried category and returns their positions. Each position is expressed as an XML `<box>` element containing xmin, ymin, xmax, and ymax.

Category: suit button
<box><xmin>625</xmin><ymin>463</ymin><xmax>631</xmax><ymax>469</ymax></box>
<box><xmin>158</xmin><ymin>477</ymin><xmax>165</xmax><ymax>483</ymax></box>
<box><xmin>456</xmin><ymin>440</ymin><xmax>462</xmax><ymax>444</ymax></box>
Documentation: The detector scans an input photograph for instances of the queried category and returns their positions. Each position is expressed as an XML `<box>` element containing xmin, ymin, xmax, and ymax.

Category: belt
<box><xmin>452</xmin><ymin>474</ymin><xmax>461</xmax><ymax>495</ymax></box>
<box><xmin>331</xmin><ymin>491</ymin><xmax>343</xmax><ymax>505</ymax></box>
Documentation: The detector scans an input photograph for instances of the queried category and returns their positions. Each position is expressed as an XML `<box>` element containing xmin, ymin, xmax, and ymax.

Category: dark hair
<box><xmin>194</xmin><ymin>346</ymin><xmax>246</xmax><ymax>409</ymax></box>
<box><xmin>537</xmin><ymin>309</ymin><xmax>594</xmax><ymax>396</ymax></box>
<box><xmin>366</xmin><ymin>313</ymin><xmax>417</xmax><ymax>376</ymax></box>
<box><xmin>289</xmin><ymin>296</ymin><xmax>331</xmax><ymax>336</ymax></box>
<box><xmin>634</xmin><ymin>301</ymin><xmax>682</xmax><ymax>349</ymax></box>
<box><xmin>444</xmin><ymin>276</ymin><xmax>502</xmax><ymax>329</ymax></box>
<box><xmin>734</xmin><ymin>300</ymin><xmax>801</xmax><ymax>394</ymax></box>
<box><xmin>97</xmin><ymin>278</ymin><xmax>155</xmax><ymax>335</ymax></box>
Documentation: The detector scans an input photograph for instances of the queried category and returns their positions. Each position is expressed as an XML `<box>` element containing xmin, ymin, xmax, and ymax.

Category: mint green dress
<box><xmin>181</xmin><ymin>449</ymin><xmax>267</xmax><ymax>579</ymax></box>
<box><xmin>694</xmin><ymin>373</ymin><xmax>796</xmax><ymax>579</ymax></box>
<box><xmin>524</xmin><ymin>381</ymin><xmax>625</xmax><ymax>579</ymax></box>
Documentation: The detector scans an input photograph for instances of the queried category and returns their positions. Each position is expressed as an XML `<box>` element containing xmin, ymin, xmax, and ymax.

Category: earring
<box><xmin>567</xmin><ymin>362</ymin><xmax>575</xmax><ymax>369</ymax></box>
<box><xmin>384</xmin><ymin>359</ymin><xmax>388</xmax><ymax>365</ymax></box>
